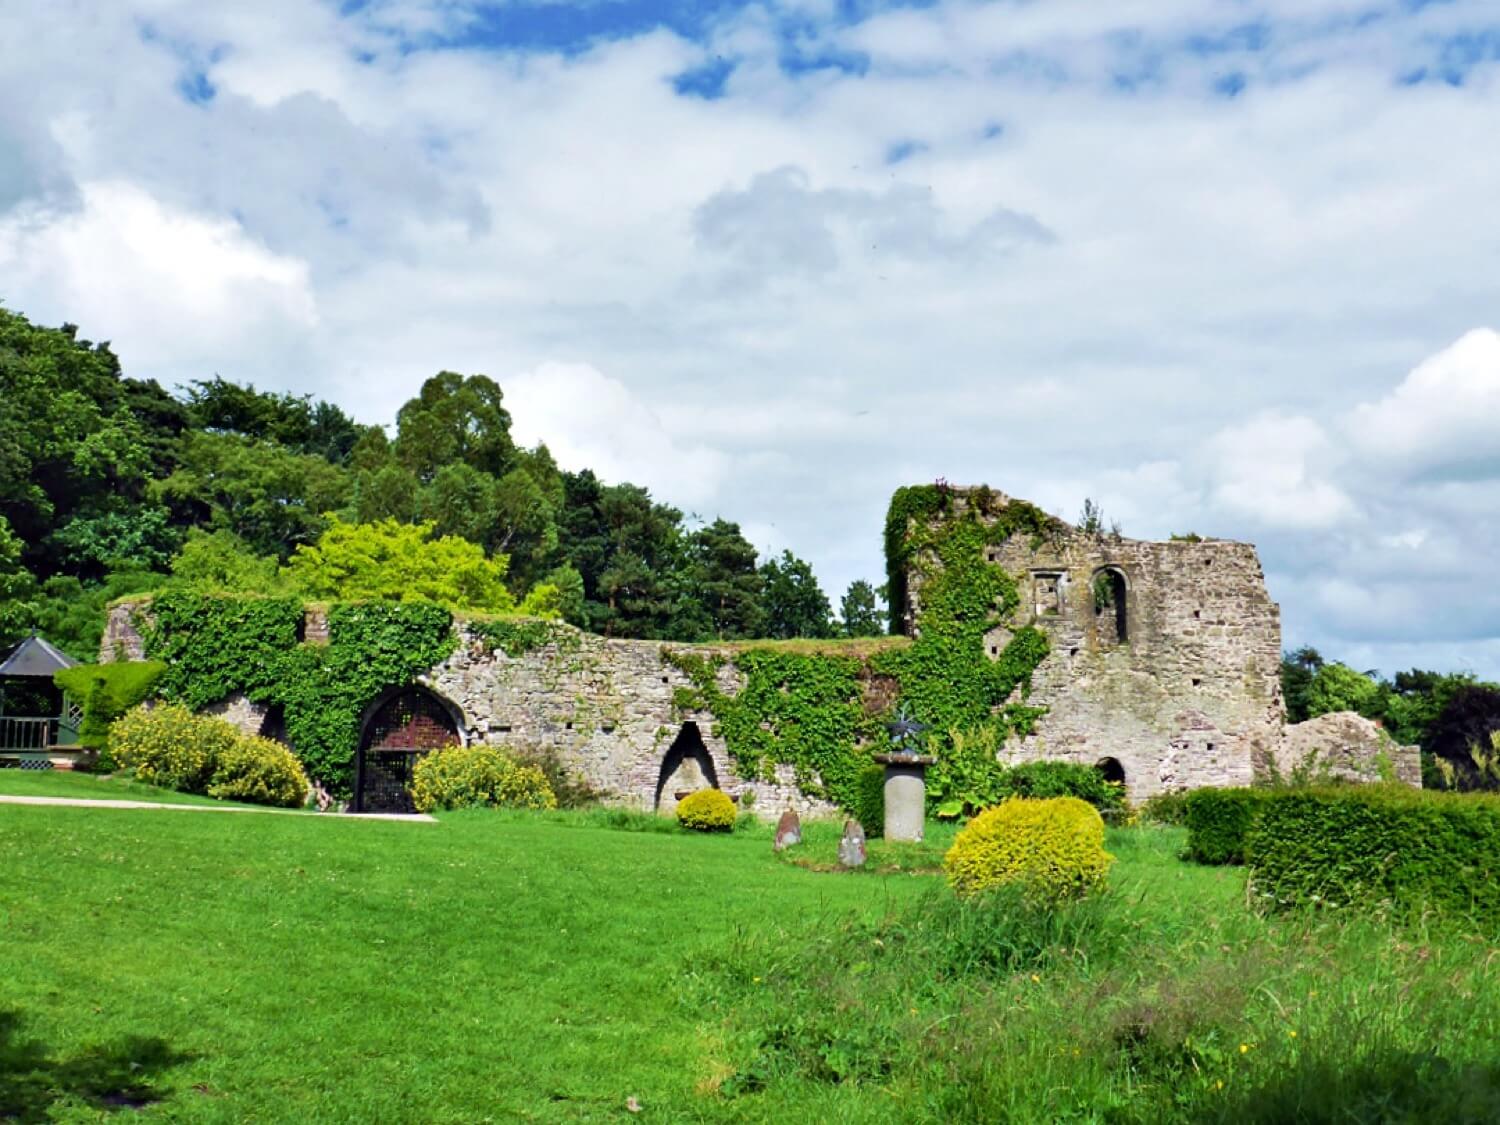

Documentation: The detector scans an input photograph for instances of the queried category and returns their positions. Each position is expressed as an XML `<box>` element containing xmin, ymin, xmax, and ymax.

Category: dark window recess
<box><xmin>1192</xmin><ymin>678</ymin><xmax>1202</xmax><ymax>687</ymax></box>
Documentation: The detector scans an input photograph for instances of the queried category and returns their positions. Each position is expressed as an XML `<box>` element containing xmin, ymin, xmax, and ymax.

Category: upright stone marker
<box><xmin>874</xmin><ymin>753</ymin><xmax>935</xmax><ymax>842</ymax></box>
<box><xmin>837</xmin><ymin>819</ymin><xmax>867</xmax><ymax>868</ymax></box>
<box><xmin>773</xmin><ymin>808</ymin><xmax>802</xmax><ymax>852</ymax></box>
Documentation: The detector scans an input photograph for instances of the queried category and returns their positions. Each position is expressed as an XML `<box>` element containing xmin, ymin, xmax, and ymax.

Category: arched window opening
<box><xmin>1095</xmin><ymin>756</ymin><xmax>1126</xmax><ymax>785</ymax></box>
<box><xmin>1092</xmin><ymin>567</ymin><xmax>1128</xmax><ymax>646</ymax></box>
<box><xmin>654</xmin><ymin>722</ymin><xmax>719</xmax><ymax>812</ymax></box>
<box><xmin>355</xmin><ymin>686</ymin><xmax>462</xmax><ymax>813</ymax></box>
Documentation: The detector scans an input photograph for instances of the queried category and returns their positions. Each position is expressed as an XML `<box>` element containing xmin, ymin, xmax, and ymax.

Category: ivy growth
<box><xmin>665</xmin><ymin>647</ymin><xmax>885</xmax><ymax>811</ymax></box>
<box><xmin>142</xmin><ymin>593</ymin><xmax>457</xmax><ymax>794</ymax></box>
<box><xmin>469</xmin><ymin>616</ymin><xmax>580</xmax><ymax>658</ymax></box>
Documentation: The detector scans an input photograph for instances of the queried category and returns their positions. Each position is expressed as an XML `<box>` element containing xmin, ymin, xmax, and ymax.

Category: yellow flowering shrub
<box><xmin>677</xmin><ymin>788</ymin><xmax>736</xmax><ymax>832</ymax></box>
<box><xmin>409</xmin><ymin>745</ymin><xmax>557</xmax><ymax>813</ymax></box>
<box><xmin>110</xmin><ymin>703</ymin><xmax>238</xmax><ymax>794</ymax></box>
<box><xmin>207</xmin><ymin>735</ymin><xmax>310</xmax><ymax>808</ymax></box>
<box><xmin>944</xmin><ymin>796</ymin><xmax>1114</xmax><ymax>901</ymax></box>
<box><xmin>109</xmin><ymin>704</ymin><xmax>309</xmax><ymax>808</ymax></box>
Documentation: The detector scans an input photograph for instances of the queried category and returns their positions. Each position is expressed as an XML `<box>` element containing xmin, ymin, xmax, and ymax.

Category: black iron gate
<box><xmin>355</xmin><ymin>689</ymin><xmax>460</xmax><ymax>813</ymax></box>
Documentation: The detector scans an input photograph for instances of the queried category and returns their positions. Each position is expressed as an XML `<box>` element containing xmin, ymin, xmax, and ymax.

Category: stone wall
<box><xmin>905</xmin><ymin>490</ymin><xmax>1285</xmax><ymax>800</ymax></box>
<box><xmin>1278</xmin><ymin>711</ymin><xmax>1422</xmax><ymax>787</ymax></box>
<box><xmin>427</xmin><ymin>626</ymin><xmax>837</xmax><ymax>816</ymax></box>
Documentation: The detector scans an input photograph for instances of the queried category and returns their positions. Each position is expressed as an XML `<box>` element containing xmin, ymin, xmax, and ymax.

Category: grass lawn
<box><xmin>0</xmin><ymin>769</ymin><xmax>271</xmax><ymax>808</ymax></box>
<box><xmin>2</xmin><ymin>805</ymin><xmax>1496</xmax><ymax>1122</ymax></box>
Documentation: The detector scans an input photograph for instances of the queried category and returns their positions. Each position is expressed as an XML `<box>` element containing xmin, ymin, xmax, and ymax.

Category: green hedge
<box><xmin>1183</xmin><ymin>788</ymin><xmax>1270</xmax><ymax>865</ymax></box>
<box><xmin>1246</xmin><ymin>787</ymin><xmax>1500</xmax><ymax>926</ymax></box>
<box><xmin>1001</xmin><ymin>761</ymin><xmax>1127</xmax><ymax>818</ymax></box>
<box><xmin>54</xmin><ymin>661</ymin><xmax>167</xmax><ymax>753</ymax></box>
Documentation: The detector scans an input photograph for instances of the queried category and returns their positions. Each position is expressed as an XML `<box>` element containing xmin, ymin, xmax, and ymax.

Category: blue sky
<box><xmin>3</xmin><ymin>0</ymin><xmax>1500</xmax><ymax>674</ymax></box>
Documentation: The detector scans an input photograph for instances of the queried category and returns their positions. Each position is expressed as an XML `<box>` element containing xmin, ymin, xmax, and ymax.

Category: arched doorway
<box><xmin>654</xmin><ymin>722</ymin><xmax>719</xmax><ymax>812</ymax></box>
<box><xmin>355</xmin><ymin>686</ymin><xmax>462</xmax><ymax>813</ymax></box>
<box><xmin>1095</xmin><ymin>756</ymin><xmax>1126</xmax><ymax>785</ymax></box>
<box><xmin>1092</xmin><ymin>567</ymin><xmax>1129</xmax><ymax>646</ymax></box>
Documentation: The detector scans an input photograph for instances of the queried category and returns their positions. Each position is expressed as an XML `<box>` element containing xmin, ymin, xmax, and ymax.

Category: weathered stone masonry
<box><xmin>101</xmin><ymin>483</ymin><xmax>1419</xmax><ymax>810</ymax></box>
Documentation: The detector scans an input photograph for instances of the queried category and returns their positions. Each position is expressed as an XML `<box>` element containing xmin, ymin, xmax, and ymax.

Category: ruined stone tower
<box><xmin>900</xmin><ymin>487</ymin><xmax>1285</xmax><ymax>798</ymax></box>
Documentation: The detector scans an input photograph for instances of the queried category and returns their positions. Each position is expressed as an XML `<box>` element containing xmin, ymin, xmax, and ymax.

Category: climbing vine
<box><xmin>143</xmin><ymin>593</ymin><xmax>457</xmax><ymax>795</ymax></box>
<box><xmin>469</xmin><ymin>616</ymin><xmax>580</xmax><ymax>658</ymax></box>
<box><xmin>670</xmin><ymin>486</ymin><xmax>1060</xmax><ymax>817</ymax></box>
<box><xmin>664</xmin><ymin>647</ymin><xmax>885</xmax><ymax>812</ymax></box>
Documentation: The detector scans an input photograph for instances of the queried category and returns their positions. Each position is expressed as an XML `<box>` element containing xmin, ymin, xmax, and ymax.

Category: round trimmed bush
<box><xmin>943</xmin><ymin>796</ymin><xmax>1114</xmax><ymax>901</ymax></box>
<box><xmin>676</xmin><ymin>788</ymin><xmax>736</xmax><ymax>832</ymax></box>
<box><xmin>207</xmin><ymin>734</ymin><xmax>310</xmax><ymax>808</ymax></box>
<box><xmin>409</xmin><ymin>745</ymin><xmax>557</xmax><ymax>813</ymax></box>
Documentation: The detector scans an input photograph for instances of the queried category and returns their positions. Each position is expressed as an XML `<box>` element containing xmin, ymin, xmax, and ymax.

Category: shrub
<box><xmin>207</xmin><ymin>735</ymin><xmax>309</xmax><ymax>808</ymax></box>
<box><xmin>1246</xmin><ymin>786</ymin><xmax>1500</xmax><ymax>924</ymax></box>
<box><xmin>1000</xmin><ymin>760</ymin><xmax>1127</xmax><ymax>818</ymax></box>
<box><xmin>677</xmin><ymin>788</ymin><xmax>736</xmax><ymax>832</ymax></box>
<box><xmin>1138</xmin><ymin>789</ymin><xmax>1191</xmax><ymax>826</ymax></box>
<box><xmin>944</xmin><ymin>797</ymin><xmax>1113</xmax><ymax>901</ymax></box>
<box><xmin>54</xmin><ymin>661</ymin><xmax>167</xmax><ymax>756</ymax></box>
<box><xmin>110</xmin><ymin>703</ymin><xmax>239</xmax><ymax>793</ymax></box>
<box><xmin>1183</xmin><ymin>787</ymin><xmax>1270</xmax><ymax>864</ymax></box>
<box><xmin>409</xmin><ymin>744</ymin><xmax>556</xmax><ymax>813</ymax></box>
<box><xmin>512</xmin><ymin>744</ymin><xmax>606</xmax><ymax>809</ymax></box>
<box><xmin>852</xmin><ymin>762</ymin><xmax>885</xmax><ymax>838</ymax></box>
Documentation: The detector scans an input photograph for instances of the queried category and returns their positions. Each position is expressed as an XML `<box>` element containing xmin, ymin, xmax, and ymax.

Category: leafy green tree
<box><xmin>352</xmin><ymin>464</ymin><xmax>423</xmax><ymax>524</ymax></box>
<box><xmin>421</xmin><ymin>462</ymin><xmax>499</xmax><ymax>547</ymax></box>
<box><xmin>184</xmin><ymin>376</ymin><xmax>367</xmax><ymax>463</ymax></box>
<box><xmin>168</xmin><ymin>529</ymin><xmax>284</xmax><ymax>594</ymax></box>
<box><xmin>282</xmin><ymin>516</ymin><xmax>515</xmax><ymax>612</ymax></box>
<box><xmin>1305</xmin><ymin>661</ymin><xmax>1384</xmax><ymax>720</ymax></box>
<box><xmin>760</xmin><ymin>550</ymin><xmax>834</xmax><ymax>639</ymax></box>
<box><xmin>537</xmin><ymin>563</ymin><xmax>586</xmax><ymax>626</ymax></box>
<box><xmin>686</xmin><ymin>519</ymin><xmax>765</xmax><ymax>640</ymax></box>
<box><xmin>49</xmin><ymin>506</ymin><xmax>182</xmax><ymax>577</ymax></box>
<box><xmin>0</xmin><ymin>514</ymin><xmax>39</xmax><ymax>646</ymax></box>
<box><xmin>492</xmin><ymin>466</ymin><xmax>560</xmax><ymax>589</ymax></box>
<box><xmin>1280</xmin><ymin>646</ymin><xmax>1325</xmax><ymax>723</ymax></box>
<box><xmin>394</xmin><ymin>372</ymin><xmax>516</xmax><ymax>481</ymax></box>
<box><xmin>154</xmin><ymin>433</ymin><xmax>351</xmax><ymax>558</ymax></box>
<box><xmin>839</xmin><ymin>580</ymin><xmax>884</xmax><ymax>637</ymax></box>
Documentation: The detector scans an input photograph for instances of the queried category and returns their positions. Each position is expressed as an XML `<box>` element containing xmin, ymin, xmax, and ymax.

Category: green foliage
<box><xmin>168</xmin><ymin>529</ymin><xmax>285</xmax><ymax>594</ymax></box>
<box><xmin>0</xmin><ymin>514</ymin><xmax>38</xmax><ymax>646</ymax></box>
<box><xmin>838</xmin><ymin>579</ymin><xmax>884</xmax><ymax>638</ymax></box>
<box><xmin>183</xmin><ymin>376</ymin><xmax>367</xmax><ymax>463</ymax></box>
<box><xmin>1246</xmin><ymin>786</ymin><xmax>1500</xmax><ymax>925</ymax></box>
<box><xmin>109</xmin><ymin>702</ymin><xmax>308</xmax><ymax>807</ymax></box>
<box><xmin>665</xmin><ymin>648</ymin><xmax>882</xmax><ymax>813</ymax></box>
<box><xmin>687</xmin><ymin>519</ymin><xmax>766</xmax><ymax>640</ymax></box>
<box><xmin>26</xmin><ymin>570</ymin><xmax>164</xmax><ymax>661</ymax></box>
<box><xmin>675</xmin><ymin>787</ymin><xmax>736</xmax><ymax>831</ymax></box>
<box><xmin>1306</xmin><ymin>661</ymin><xmax>1383</xmax><ymax>718</ymax></box>
<box><xmin>143</xmin><ymin>593</ymin><xmax>458</xmax><ymax>793</ymax></box>
<box><xmin>1000</xmin><ymin>760</ymin><xmax>1127</xmax><ymax>816</ymax></box>
<box><xmin>469</xmin><ymin>617</ymin><xmax>575</xmax><ymax>657</ymax></box>
<box><xmin>52</xmin><ymin>660</ymin><xmax>166</xmax><ymax>752</ymax></box>
<box><xmin>851</xmin><ymin>762</ymin><xmax>886</xmax><ymax>838</ymax></box>
<box><xmin>943</xmin><ymin>797</ymin><xmax>1114</xmax><ymax>901</ymax></box>
<box><xmin>1183</xmin><ymin>787</ymin><xmax>1271</xmax><ymax>865</ymax></box>
<box><xmin>758</xmin><ymin>550</ymin><xmax>833</xmax><ymax>639</ymax></box>
<box><xmin>206</xmin><ymin>735</ymin><xmax>313</xmax><ymax>807</ymax></box>
<box><xmin>1138</xmin><ymin>789</ymin><xmax>1191</xmax><ymax>825</ymax></box>
<box><xmin>152</xmin><ymin>432</ymin><xmax>350</xmax><ymax>559</ymax></box>
<box><xmin>409</xmin><ymin>745</ymin><xmax>557</xmax><ymax>813</ymax></box>
<box><xmin>394</xmin><ymin>371</ymin><xmax>516</xmax><ymax>481</ymax></box>
<box><xmin>283</xmin><ymin>516</ymin><xmax>515</xmax><ymax>612</ymax></box>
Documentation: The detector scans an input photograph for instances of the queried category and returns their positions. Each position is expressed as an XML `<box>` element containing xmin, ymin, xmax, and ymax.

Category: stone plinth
<box><xmin>874</xmin><ymin>753</ymin><xmax>934</xmax><ymax>842</ymax></box>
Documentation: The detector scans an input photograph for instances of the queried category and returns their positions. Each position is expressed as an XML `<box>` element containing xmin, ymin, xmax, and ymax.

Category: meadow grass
<box><xmin>0</xmin><ymin>768</ymin><xmax>270</xmax><ymax>808</ymax></box>
<box><xmin>1</xmin><ymin>806</ymin><xmax>1495</xmax><ymax>1122</ymax></box>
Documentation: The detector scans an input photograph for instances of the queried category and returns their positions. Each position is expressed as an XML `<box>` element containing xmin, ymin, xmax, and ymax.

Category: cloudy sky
<box><xmin>3</xmin><ymin>0</ymin><xmax>1499</xmax><ymax>675</ymax></box>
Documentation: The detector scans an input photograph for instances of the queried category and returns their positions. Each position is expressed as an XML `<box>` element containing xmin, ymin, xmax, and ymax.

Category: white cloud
<box><xmin>504</xmin><ymin>361</ymin><xmax>730</xmax><ymax>508</ymax></box>
<box><xmin>2</xmin><ymin>0</ymin><xmax>1500</xmax><ymax>669</ymax></box>
<box><xmin>0</xmin><ymin>180</ymin><xmax>316</xmax><ymax>383</ymax></box>
<box><xmin>1349</xmin><ymin>328</ymin><xmax>1500</xmax><ymax>479</ymax></box>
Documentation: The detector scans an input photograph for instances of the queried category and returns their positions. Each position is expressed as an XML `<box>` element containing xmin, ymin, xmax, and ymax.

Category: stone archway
<box><xmin>653</xmin><ymin>722</ymin><xmax>719</xmax><ymax>812</ymax></box>
<box><xmin>354</xmin><ymin>685</ymin><xmax>463</xmax><ymax>813</ymax></box>
<box><xmin>1092</xmin><ymin>567</ymin><xmax>1129</xmax><ymax>646</ymax></box>
<box><xmin>1096</xmin><ymin>756</ymin><xmax>1126</xmax><ymax>785</ymax></box>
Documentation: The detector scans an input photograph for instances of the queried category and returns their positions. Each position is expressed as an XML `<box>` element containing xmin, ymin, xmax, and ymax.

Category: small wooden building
<box><xmin>0</xmin><ymin>634</ymin><xmax>83</xmax><ymax>769</ymax></box>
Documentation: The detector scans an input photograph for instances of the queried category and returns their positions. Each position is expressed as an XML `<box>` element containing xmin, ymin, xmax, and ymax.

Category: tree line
<box><xmin>1282</xmin><ymin>647</ymin><xmax>1500</xmax><ymax>791</ymax></box>
<box><xmin>0</xmin><ymin>306</ymin><xmax>886</xmax><ymax>659</ymax></box>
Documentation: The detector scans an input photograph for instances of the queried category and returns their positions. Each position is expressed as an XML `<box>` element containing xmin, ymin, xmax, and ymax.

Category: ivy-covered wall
<box><xmin>99</xmin><ymin>481</ymin><xmax>1287</xmax><ymax>811</ymax></box>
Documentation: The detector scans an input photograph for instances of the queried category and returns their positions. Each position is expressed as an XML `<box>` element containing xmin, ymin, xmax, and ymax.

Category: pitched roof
<box><xmin>0</xmin><ymin>634</ymin><xmax>79</xmax><ymax>678</ymax></box>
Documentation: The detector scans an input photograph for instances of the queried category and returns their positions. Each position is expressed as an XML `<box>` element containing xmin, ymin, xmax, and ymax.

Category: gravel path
<box><xmin>0</xmin><ymin>794</ymin><xmax>436</xmax><ymax>822</ymax></box>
